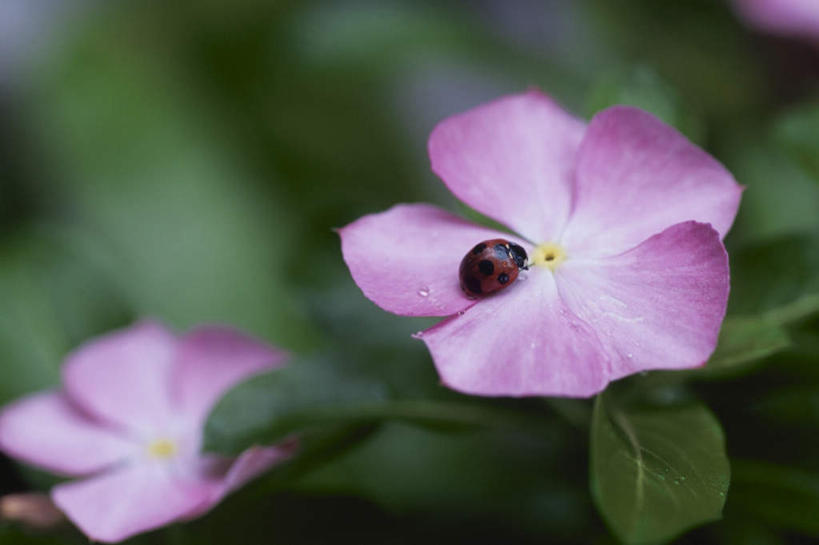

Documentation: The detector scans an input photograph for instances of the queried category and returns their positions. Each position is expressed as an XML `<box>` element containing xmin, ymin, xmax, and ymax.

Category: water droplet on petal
<box><xmin>627</xmin><ymin>353</ymin><xmax>633</xmax><ymax>359</ymax></box>
<box><xmin>417</xmin><ymin>287</ymin><xmax>430</xmax><ymax>297</ymax></box>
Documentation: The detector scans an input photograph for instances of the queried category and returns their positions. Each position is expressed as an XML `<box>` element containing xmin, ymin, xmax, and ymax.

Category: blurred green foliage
<box><xmin>1</xmin><ymin>1</ymin><xmax>818</xmax><ymax>544</ymax></box>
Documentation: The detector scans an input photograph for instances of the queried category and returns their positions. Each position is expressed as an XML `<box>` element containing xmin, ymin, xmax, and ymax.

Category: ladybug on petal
<box><xmin>459</xmin><ymin>239</ymin><xmax>528</xmax><ymax>297</ymax></box>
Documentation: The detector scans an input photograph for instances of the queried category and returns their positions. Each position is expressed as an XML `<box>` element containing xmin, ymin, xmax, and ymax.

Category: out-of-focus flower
<box><xmin>0</xmin><ymin>321</ymin><xmax>295</xmax><ymax>543</ymax></box>
<box><xmin>340</xmin><ymin>91</ymin><xmax>742</xmax><ymax>397</ymax></box>
<box><xmin>732</xmin><ymin>0</ymin><xmax>819</xmax><ymax>40</ymax></box>
<box><xmin>0</xmin><ymin>493</ymin><xmax>65</xmax><ymax>529</ymax></box>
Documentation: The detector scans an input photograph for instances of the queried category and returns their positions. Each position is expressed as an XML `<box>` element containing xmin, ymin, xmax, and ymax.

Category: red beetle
<box><xmin>459</xmin><ymin>239</ymin><xmax>528</xmax><ymax>297</ymax></box>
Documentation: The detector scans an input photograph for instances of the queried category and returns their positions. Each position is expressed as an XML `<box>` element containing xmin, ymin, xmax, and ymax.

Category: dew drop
<box><xmin>627</xmin><ymin>353</ymin><xmax>633</xmax><ymax>359</ymax></box>
<box><xmin>457</xmin><ymin>310</ymin><xmax>465</xmax><ymax>316</ymax></box>
<box><xmin>674</xmin><ymin>480</ymin><xmax>680</xmax><ymax>485</ymax></box>
<box><xmin>719</xmin><ymin>492</ymin><xmax>726</xmax><ymax>497</ymax></box>
<box><xmin>417</xmin><ymin>287</ymin><xmax>430</xmax><ymax>297</ymax></box>
<box><xmin>680</xmin><ymin>476</ymin><xmax>686</xmax><ymax>481</ymax></box>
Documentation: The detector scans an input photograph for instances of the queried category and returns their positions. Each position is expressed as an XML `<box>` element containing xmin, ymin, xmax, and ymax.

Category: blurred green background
<box><xmin>1</xmin><ymin>0</ymin><xmax>818</xmax><ymax>544</ymax></box>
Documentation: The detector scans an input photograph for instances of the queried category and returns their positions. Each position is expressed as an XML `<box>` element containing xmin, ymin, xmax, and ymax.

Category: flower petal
<box><xmin>428</xmin><ymin>90</ymin><xmax>585</xmax><ymax>242</ymax></box>
<box><xmin>340</xmin><ymin>203</ymin><xmax>523</xmax><ymax>317</ymax></box>
<box><xmin>62</xmin><ymin>321</ymin><xmax>177</xmax><ymax>436</ymax></box>
<box><xmin>184</xmin><ymin>441</ymin><xmax>298</xmax><ymax>519</ymax></box>
<box><xmin>172</xmin><ymin>326</ymin><xmax>287</xmax><ymax>425</ymax></box>
<box><xmin>556</xmin><ymin>221</ymin><xmax>729</xmax><ymax>379</ymax></box>
<box><xmin>0</xmin><ymin>392</ymin><xmax>135</xmax><ymax>477</ymax></box>
<box><xmin>418</xmin><ymin>270</ymin><xmax>609</xmax><ymax>397</ymax></box>
<box><xmin>562</xmin><ymin>106</ymin><xmax>742</xmax><ymax>257</ymax></box>
<box><xmin>51</xmin><ymin>464</ymin><xmax>213</xmax><ymax>543</ymax></box>
<box><xmin>732</xmin><ymin>0</ymin><xmax>819</xmax><ymax>38</ymax></box>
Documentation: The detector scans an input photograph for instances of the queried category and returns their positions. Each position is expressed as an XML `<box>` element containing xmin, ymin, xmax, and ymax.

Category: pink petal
<box><xmin>428</xmin><ymin>90</ymin><xmax>585</xmax><ymax>242</ymax></box>
<box><xmin>339</xmin><ymin>203</ymin><xmax>524</xmax><ymax>317</ymax></box>
<box><xmin>556</xmin><ymin>221</ymin><xmax>729</xmax><ymax>380</ymax></box>
<box><xmin>221</xmin><ymin>442</ymin><xmax>297</xmax><ymax>492</ymax></box>
<box><xmin>418</xmin><ymin>270</ymin><xmax>609</xmax><ymax>397</ymax></box>
<box><xmin>184</xmin><ymin>441</ymin><xmax>298</xmax><ymax>519</ymax></box>
<box><xmin>51</xmin><ymin>463</ymin><xmax>213</xmax><ymax>543</ymax></box>
<box><xmin>562</xmin><ymin>106</ymin><xmax>742</xmax><ymax>257</ymax></box>
<box><xmin>62</xmin><ymin>321</ymin><xmax>177</xmax><ymax>436</ymax></box>
<box><xmin>0</xmin><ymin>392</ymin><xmax>135</xmax><ymax>477</ymax></box>
<box><xmin>733</xmin><ymin>0</ymin><xmax>819</xmax><ymax>38</ymax></box>
<box><xmin>172</xmin><ymin>326</ymin><xmax>287</xmax><ymax>425</ymax></box>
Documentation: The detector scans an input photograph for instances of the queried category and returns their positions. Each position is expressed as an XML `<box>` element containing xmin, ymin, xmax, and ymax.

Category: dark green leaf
<box><xmin>729</xmin><ymin>233</ymin><xmax>819</xmax><ymax>316</ymax></box>
<box><xmin>204</xmin><ymin>357</ymin><xmax>389</xmax><ymax>455</ymax></box>
<box><xmin>773</xmin><ymin>100</ymin><xmax>819</xmax><ymax>180</ymax></box>
<box><xmin>205</xmin><ymin>356</ymin><xmax>549</xmax><ymax>456</ymax></box>
<box><xmin>698</xmin><ymin>233</ymin><xmax>819</xmax><ymax>376</ymax></box>
<box><xmin>590</xmin><ymin>392</ymin><xmax>729</xmax><ymax>545</ymax></box>
<box><xmin>722</xmin><ymin>134</ymin><xmax>819</xmax><ymax>246</ymax></box>
<box><xmin>701</xmin><ymin>317</ymin><xmax>791</xmax><ymax>377</ymax></box>
<box><xmin>730</xmin><ymin>460</ymin><xmax>819</xmax><ymax>536</ymax></box>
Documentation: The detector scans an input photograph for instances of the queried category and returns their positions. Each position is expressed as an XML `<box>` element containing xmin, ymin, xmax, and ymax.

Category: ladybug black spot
<box><xmin>464</xmin><ymin>275</ymin><xmax>482</xmax><ymax>294</ymax></box>
<box><xmin>478</xmin><ymin>260</ymin><xmax>494</xmax><ymax>275</ymax></box>
<box><xmin>498</xmin><ymin>273</ymin><xmax>510</xmax><ymax>284</ymax></box>
<box><xmin>471</xmin><ymin>243</ymin><xmax>487</xmax><ymax>255</ymax></box>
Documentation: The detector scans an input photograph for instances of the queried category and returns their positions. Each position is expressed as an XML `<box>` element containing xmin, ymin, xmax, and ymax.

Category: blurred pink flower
<box><xmin>0</xmin><ymin>321</ymin><xmax>295</xmax><ymax>543</ymax></box>
<box><xmin>732</xmin><ymin>0</ymin><xmax>819</xmax><ymax>39</ymax></box>
<box><xmin>340</xmin><ymin>91</ymin><xmax>742</xmax><ymax>397</ymax></box>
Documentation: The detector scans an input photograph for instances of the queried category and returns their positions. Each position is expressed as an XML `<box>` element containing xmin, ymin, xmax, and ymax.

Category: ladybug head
<box><xmin>508</xmin><ymin>243</ymin><xmax>528</xmax><ymax>270</ymax></box>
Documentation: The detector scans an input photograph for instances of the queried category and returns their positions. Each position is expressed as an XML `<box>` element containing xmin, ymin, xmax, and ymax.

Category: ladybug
<box><xmin>459</xmin><ymin>239</ymin><xmax>528</xmax><ymax>297</ymax></box>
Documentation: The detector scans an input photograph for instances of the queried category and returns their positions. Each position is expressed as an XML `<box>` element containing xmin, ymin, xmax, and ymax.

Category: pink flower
<box><xmin>340</xmin><ymin>91</ymin><xmax>742</xmax><ymax>397</ymax></box>
<box><xmin>732</xmin><ymin>0</ymin><xmax>819</xmax><ymax>40</ymax></box>
<box><xmin>0</xmin><ymin>321</ymin><xmax>295</xmax><ymax>543</ymax></box>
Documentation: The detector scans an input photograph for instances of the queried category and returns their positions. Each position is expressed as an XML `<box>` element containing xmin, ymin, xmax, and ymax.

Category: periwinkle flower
<box><xmin>732</xmin><ymin>0</ymin><xmax>819</xmax><ymax>40</ymax></box>
<box><xmin>0</xmin><ymin>321</ymin><xmax>295</xmax><ymax>543</ymax></box>
<box><xmin>340</xmin><ymin>91</ymin><xmax>742</xmax><ymax>397</ymax></box>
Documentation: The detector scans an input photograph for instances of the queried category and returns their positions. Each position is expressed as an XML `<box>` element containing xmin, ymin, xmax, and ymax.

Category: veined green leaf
<box><xmin>590</xmin><ymin>392</ymin><xmax>730</xmax><ymax>545</ymax></box>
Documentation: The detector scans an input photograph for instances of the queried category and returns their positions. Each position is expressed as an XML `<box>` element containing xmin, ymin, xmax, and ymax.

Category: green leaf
<box><xmin>204</xmin><ymin>357</ymin><xmax>389</xmax><ymax>455</ymax></box>
<box><xmin>590</xmin><ymin>392</ymin><xmax>730</xmax><ymax>545</ymax></box>
<box><xmin>698</xmin><ymin>233</ymin><xmax>819</xmax><ymax>376</ymax></box>
<box><xmin>698</xmin><ymin>295</ymin><xmax>819</xmax><ymax>377</ymax></box>
<box><xmin>730</xmin><ymin>460</ymin><xmax>819</xmax><ymax>536</ymax></box>
<box><xmin>773</xmin><ymin>100</ymin><xmax>819</xmax><ymax>180</ymax></box>
<box><xmin>729</xmin><ymin>233</ymin><xmax>819</xmax><ymax>316</ymax></box>
<box><xmin>706</xmin><ymin>316</ymin><xmax>790</xmax><ymax>374</ymax></box>
<box><xmin>722</xmin><ymin>133</ymin><xmax>819</xmax><ymax>246</ymax></box>
<box><xmin>205</xmin><ymin>356</ymin><xmax>548</xmax><ymax>456</ymax></box>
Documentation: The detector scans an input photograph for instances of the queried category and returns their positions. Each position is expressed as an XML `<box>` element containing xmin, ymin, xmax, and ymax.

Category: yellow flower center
<box><xmin>530</xmin><ymin>242</ymin><xmax>566</xmax><ymax>270</ymax></box>
<box><xmin>147</xmin><ymin>438</ymin><xmax>178</xmax><ymax>460</ymax></box>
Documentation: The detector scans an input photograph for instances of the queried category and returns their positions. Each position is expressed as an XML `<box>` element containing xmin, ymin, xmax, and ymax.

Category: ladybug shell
<box><xmin>459</xmin><ymin>238</ymin><xmax>528</xmax><ymax>297</ymax></box>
